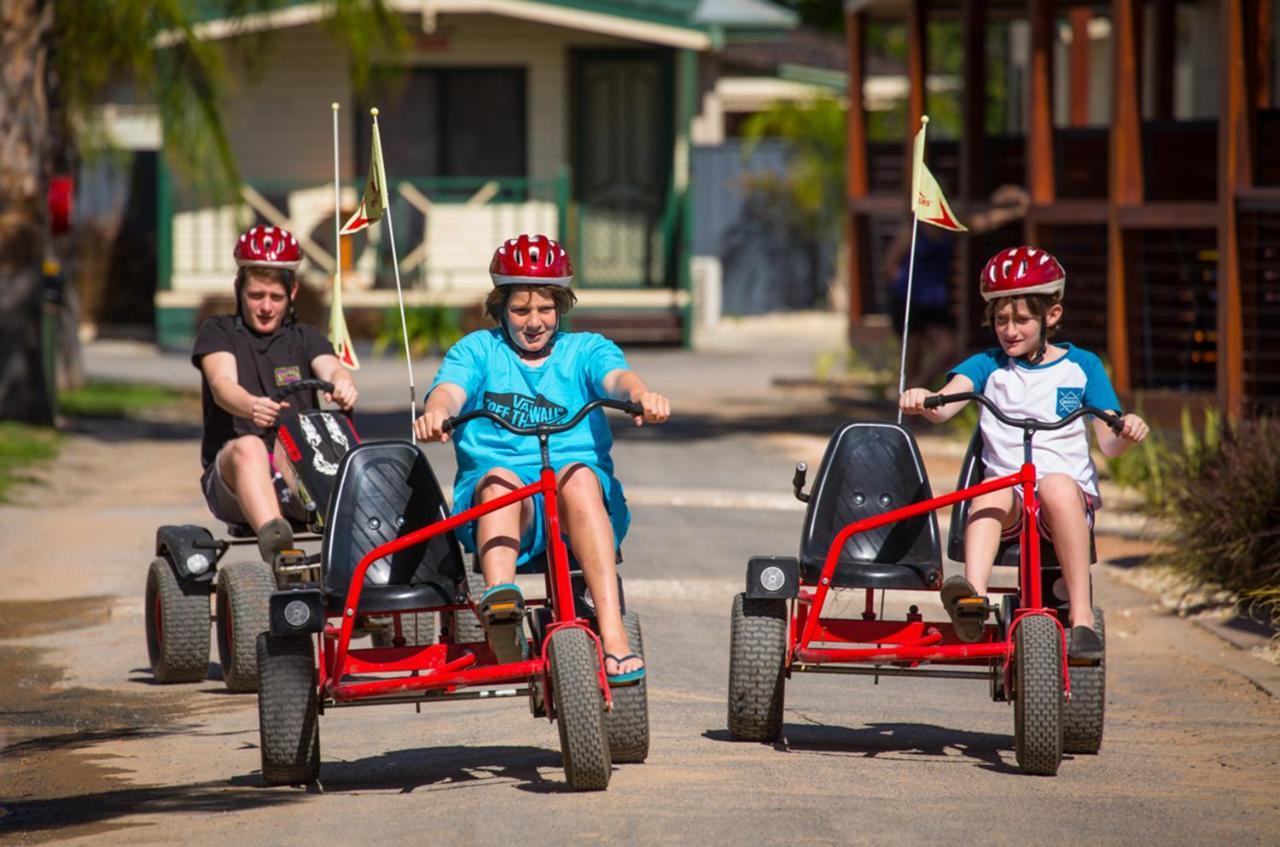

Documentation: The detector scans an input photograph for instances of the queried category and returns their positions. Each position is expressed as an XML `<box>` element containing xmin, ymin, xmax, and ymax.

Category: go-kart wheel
<box><xmin>256</xmin><ymin>632</ymin><xmax>320</xmax><ymax>785</ymax></box>
<box><xmin>145</xmin><ymin>557</ymin><xmax>211</xmax><ymax>683</ymax></box>
<box><xmin>604</xmin><ymin>611</ymin><xmax>649</xmax><ymax>763</ymax></box>
<box><xmin>215</xmin><ymin>560</ymin><xmax>275</xmax><ymax>692</ymax></box>
<box><xmin>1013</xmin><ymin>613</ymin><xmax>1064</xmax><ymax>775</ymax></box>
<box><xmin>371</xmin><ymin>612</ymin><xmax>436</xmax><ymax>648</ymax></box>
<box><xmin>1064</xmin><ymin>607</ymin><xmax>1106</xmax><ymax>754</ymax></box>
<box><xmin>548</xmin><ymin>626</ymin><xmax>611</xmax><ymax>790</ymax></box>
<box><xmin>443</xmin><ymin>569</ymin><xmax>487</xmax><ymax>645</ymax></box>
<box><xmin>728</xmin><ymin>593</ymin><xmax>787</xmax><ymax>742</ymax></box>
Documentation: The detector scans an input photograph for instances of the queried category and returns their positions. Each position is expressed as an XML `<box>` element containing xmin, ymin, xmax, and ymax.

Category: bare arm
<box><xmin>1092</xmin><ymin>413</ymin><xmax>1149</xmax><ymax>458</ymax></box>
<box><xmin>413</xmin><ymin>382</ymin><xmax>468</xmax><ymax>443</ymax></box>
<box><xmin>201</xmin><ymin>350</ymin><xmax>289</xmax><ymax>428</ymax></box>
<box><xmin>602</xmin><ymin>368</ymin><xmax>670</xmax><ymax>426</ymax></box>
<box><xmin>310</xmin><ymin>353</ymin><xmax>358</xmax><ymax>411</ymax></box>
<box><xmin>966</xmin><ymin>185</ymin><xmax>1029</xmax><ymax>235</ymax></box>
<box><xmin>898</xmin><ymin>373</ymin><xmax>975</xmax><ymax>424</ymax></box>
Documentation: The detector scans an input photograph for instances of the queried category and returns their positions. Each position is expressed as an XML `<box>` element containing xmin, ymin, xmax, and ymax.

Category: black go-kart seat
<box><xmin>799</xmin><ymin>422</ymin><xmax>943</xmax><ymax>590</ymax></box>
<box><xmin>946</xmin><ymin>429</ymin><xmax>1096</xmax><ymax>568</ymax></box>
<box><xmin>322</xmin><ymin>441</ymin><xmax>466</xmax><ymax>615</ymax></box>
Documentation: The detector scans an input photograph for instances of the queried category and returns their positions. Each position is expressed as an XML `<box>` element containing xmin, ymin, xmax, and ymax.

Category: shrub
<box><xmin>1152</xmin><ymin>415</ymin><xmax>1280</xmax><ymax>607</ymax></box>
<box><xmin>373</xmin><ymin>306</ymin><xmax>461</xmax><ymax>358</ymax></box>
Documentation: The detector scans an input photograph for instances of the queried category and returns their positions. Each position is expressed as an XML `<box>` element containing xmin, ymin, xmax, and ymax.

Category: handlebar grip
<box><xmin>624</xmin><ymin>400</ymin><xmax>644</xmax><ymax>417</ymax></box>
<box><xmin>923</xmin><ymin>395</ymin><xmax>943</xmax><ymax>410</ymax></box>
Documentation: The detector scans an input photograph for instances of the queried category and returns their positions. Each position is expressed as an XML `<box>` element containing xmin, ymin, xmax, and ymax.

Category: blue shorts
<box><xmin>452</xmin><ymin>463</ymin><xmax>630</xmax><ymax>567</ymax></box>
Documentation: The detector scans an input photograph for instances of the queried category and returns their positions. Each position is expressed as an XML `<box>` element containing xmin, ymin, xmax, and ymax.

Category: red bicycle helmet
<box><xmin>489</xmin><ymin>234</ymin><xmax>573</xmax><ymax>287</ymax></box>
<box><xmin>980</xmin><ymin>246</ymin><xmax>1065</xmax><ymax>301</ymax></box>
<box><xmin>234</xmin><ymin>225</ymin><xmax>302</xmax><ymax>272</ymax></box>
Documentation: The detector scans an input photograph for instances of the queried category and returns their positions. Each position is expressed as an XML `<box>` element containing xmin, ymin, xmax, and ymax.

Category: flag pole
<box><xmin>331</xmin><ymin>102</ymin><xmax>344</xmax><ymax>355</ymax></box>
<box><xmin>372</xmin><ymin>108</ymin><xmax>418</xmax><ymax>442</ymax></box>
<box><xmin>896</xmin><ymin>115</ymin><xmax>928</xmax><ymax>425</ymax></box>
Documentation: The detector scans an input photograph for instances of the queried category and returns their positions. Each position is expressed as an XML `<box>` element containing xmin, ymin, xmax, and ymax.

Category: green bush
<box><xmin>0</xmin><ymin>423</ymin><xmax>60</xmax><ymax>502</ymax></box>
<box><xmin>373</xmin><ymin>306</ymin><xmax>462</xmax><ymax>358</ymax></box>
<box><xmin>1152</xmin><ymin>415</ymin><xmax>1280</xmax><ymax>608</ymax></box>
<box><xmin>58</xmin><ymin>380</ymin><xmax>184</xmax><ymax>419</ymax></box>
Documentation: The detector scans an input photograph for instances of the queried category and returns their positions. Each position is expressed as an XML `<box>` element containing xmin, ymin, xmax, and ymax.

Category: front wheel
<box><xmin>256</xmin><ymin>633</ymin><xmax>320</xmax><ymax>785</ymax></box>
<box><xmin>727</xmin><ymin>593</ymin><xmax>788</xmax><ymax>742</ymax></box>
<box><xmin>1013</xmin><ymin>614</ymin><xmax>1065</xmax><ymax>775</ymax></box>
<box><xmin>215</xmin><ymin>560</ymin><xmax>276</xmax><ymax>692</ymax></box>
<box><xmin>548</xmin><ymin>626</ymin><xmax>611</xmax><ymax>790</ymax></box>
<box><xmin>145</xmin><ymin>557</ymin><xmax>211</xmax><ymax>683</ymax></box>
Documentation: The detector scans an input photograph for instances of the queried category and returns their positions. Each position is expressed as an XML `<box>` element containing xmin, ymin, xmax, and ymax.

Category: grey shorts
<box><xmin>201</xmin><ymin>447</ymin><xmax>305</xmax><ymax>526</ymax></box>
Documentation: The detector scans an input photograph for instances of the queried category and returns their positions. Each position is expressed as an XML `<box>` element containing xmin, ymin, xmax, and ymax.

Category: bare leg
<box><xmin>1038</xmin><ymin>474</ymin><xmax>1095</xmax><ymax>629</ymax></box>
<box><xmin>474</xmin><ymin>468</ymin><xmax>534</xmax><ymax>588</ymax></box>
<box><xmin>216</xmin><ymin>435</ymin><xmax>281</xmax><ymax>531</ymax></box>
<box><xmin>557</xmin><ymin>464</ymin><xmax>641</xmax><ymax>676</ymax></box>
<box><xmin>963</xmin><ymin>488</ymin><xmax>1016</xmax><ymax>594</ymax></box>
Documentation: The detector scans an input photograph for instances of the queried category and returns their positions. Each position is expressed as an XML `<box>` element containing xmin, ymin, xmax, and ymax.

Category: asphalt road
<box><xmin>1</xmin><ymin>327</ymin><xmax>1277</xmax><ymax>845</ymax></box>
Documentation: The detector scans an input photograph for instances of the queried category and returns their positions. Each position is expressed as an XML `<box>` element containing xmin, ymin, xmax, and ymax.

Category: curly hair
<box><xmin>484</xmin><ymin>284</ymin><xmax>578</xmax><ymax>323</ymax></box>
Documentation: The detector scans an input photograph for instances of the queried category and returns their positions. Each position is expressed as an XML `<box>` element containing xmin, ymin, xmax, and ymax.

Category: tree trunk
<box><xmin>0</xmin><ymin>0</ymin><xmax>55</xmax><ymax>424</ymax></box>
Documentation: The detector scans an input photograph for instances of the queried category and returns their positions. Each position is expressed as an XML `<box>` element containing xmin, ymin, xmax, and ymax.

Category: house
<box><xmin>132</xmin><ymin>0</ymin><xmax>804</xmax><ymax>349</ymax></box>
<box><xmin>841</xmin><ymin>0</ymin><xmax>1279</xmax><ymax>420</ymax></box>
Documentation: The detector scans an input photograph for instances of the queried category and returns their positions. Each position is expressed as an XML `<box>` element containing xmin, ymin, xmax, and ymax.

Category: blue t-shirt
<box><xmin>429</xmin><ymin>328</ymin><xmax>630</xmax><ymax>496</ymax></box>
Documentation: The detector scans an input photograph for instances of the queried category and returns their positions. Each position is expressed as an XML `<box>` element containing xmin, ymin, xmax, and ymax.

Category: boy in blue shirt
<box><xmin>414</xmin><ymin>234</ymin><xmax>669</xmax><ymax>683</ymax></box>
<box><xmin>900</xmin><ymin>246</ymin><xmax>1148</xmax><ymax>658</ymax></box>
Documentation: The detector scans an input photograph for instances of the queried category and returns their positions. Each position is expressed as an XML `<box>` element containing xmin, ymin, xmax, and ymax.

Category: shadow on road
<box><xmin>278</xmin><ymin>744</ymin><xmax>573</xmax><ymax>794</ymax></box>
<box><xmin>704</xmin><ymin>722</ymin><xmax>1023</xmax><ymax>775</ymax></box>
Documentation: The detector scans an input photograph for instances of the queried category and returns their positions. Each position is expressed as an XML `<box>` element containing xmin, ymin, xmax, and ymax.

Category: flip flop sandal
<box><xmin>478</xmin><ymin>583</ymin><xmax>527</xmax><ymax>664</ymax></box>
<box><xmin>1068</xmin><ymin>625</ymin><xmax>1104</xmax><ymax>663</ymax></box>
<box><xmin>604</xmin><ymin>653</ymin><xmax>646</xmax><ymax>687</ymax></box>
<box><xmin>940</xmin><ymin>575</ymin><xmax>990</xmax><ymax>644</ymax></box>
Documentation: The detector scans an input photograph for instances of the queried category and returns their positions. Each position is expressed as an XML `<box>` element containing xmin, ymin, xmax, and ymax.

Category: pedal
<box><xmin>273</xmin><ymin>548</ymin><xmax>314</xmax><ymax>575</ymax></box>
<box><xmin>954</xmin><ymin>596</ymin><xmax>992</xmax><ymax>621</ymax></box>
<box><xmin>483</xmin><ymin>600</ymin><xmax>522</xmax><ymax>624</ymax></box>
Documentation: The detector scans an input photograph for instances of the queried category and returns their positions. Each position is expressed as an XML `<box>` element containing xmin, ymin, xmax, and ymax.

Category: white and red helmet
<box><xmin>234</xmin><ymin>225</ymin><xmax>302</xmax><ymax>273</ymax></box>
<box><xmin>489</xmin><ymin>234</ymin><xmax>573</xmax><ymax>288</ymax></box>
<box><xmin>979</xmin><ymin>246</ymin><xmax>1066</xmax><ymax>302</ymax></box>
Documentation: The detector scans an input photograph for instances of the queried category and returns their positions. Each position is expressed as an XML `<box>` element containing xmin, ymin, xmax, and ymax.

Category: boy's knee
<box><xmin>557</xmin><ymin>464</ymin><xmax>601</xmax><ymax>501</ymax></box>
<box><xmin>1038</xmin><ymin>474</ymin><xmax>1082</xmax><ymax>508</ymax></box>
<box><xmin>476</xmin><ymin>468</ymin><xmax>521</xmax><ymax>501</ymax></box>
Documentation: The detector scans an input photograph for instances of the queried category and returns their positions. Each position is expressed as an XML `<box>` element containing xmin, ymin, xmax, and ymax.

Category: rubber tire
<box><xmin>215</xmin><ymin>560</ymin><xmax>276</xmax><ymax>693</ymax></box>
<box><xmin>548</xmin><ymin>626</ymin><xmax>612</xmax><ymax>790</ymax></box>
<box><xmin>727</xmin><ymin>593</ymin><xmax>788</xmax><ymax>742</ymax></box>
<box><xmin>1064</xmin><ymin>607</ymin><xmax>1106</xmax><ymax>754</ymax></box>
<box><xmin>256</xmin><ymin>632</ymin><xmax>320</xmax><ymax>785</ymax></box>
<box><xmin>443</xmin><ymin>569</ymin><xmax>487</xmax><ymax>645</ymax></box>
<box><xmin>1013</xmin><ymin>613</ymin><xmax>1065</xmax><ymax>775</ymax></box>
<box><xmin>604</xmin><ymin>611</ymin><xmax>650</xmax><ymax>763</ymax></box>
<box><xmin>371</xmin><ymin>612</ymin><xmax>436</xmax><ymax>647</ymax></box>
<box><xmin>145</xmin><ymin>557</ymin><xmax>211</xmax><ymax>683</ymax></box>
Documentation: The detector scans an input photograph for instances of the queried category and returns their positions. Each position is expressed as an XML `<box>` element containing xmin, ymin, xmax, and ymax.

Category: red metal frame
<box><xmin>790</xmin><ymin>461</ymin><xmax>1069</xmax><ymax>695</ymax></box>
<box><xmin>316</xmin><ymin>465</ymin><xmax>612</xmax><ymax>712</ymax></box>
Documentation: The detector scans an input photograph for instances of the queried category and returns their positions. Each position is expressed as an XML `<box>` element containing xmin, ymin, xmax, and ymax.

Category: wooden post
<box><xmin>1026</xmin><ymin>0</ymin><xmax>1056</xmax><ymax>249</ymax></box>
<box><xmin>905</xmin><ymin>0</ymin><xmax>927</xmax><ymax>194</ymax></box>
<box><xmin>845</xmin><ymin>8</ymin><xmax>870</xmax><ymax>332</ymax></box>
<box><xmin>959</xmin><ymin>0</ymin><xmax>987</xmax><ymax>348</ymax></box>
<box><xmin>1154</xmin><ymin>0</ymin><xmax>1176</xmax><ymax>119</ymax></box>
<box><xmin>1252</xmin><ymin>0</ymin><xmax>1274</xmax><ymax>108</ymax></box>
<box><xmin>1108</xmin><ymin>0</ymin><xmax>1144</xmax><ymax>398</ymax></box>
<box><xmin>1220</xmin><ymin>0</ymin><xmax>1252</xmax><ymax>418</ymax></box>
<box><xmin>1069</xmin><ymin>8</ymin><xmax>1092</xmax><ymax>127</ymax></box>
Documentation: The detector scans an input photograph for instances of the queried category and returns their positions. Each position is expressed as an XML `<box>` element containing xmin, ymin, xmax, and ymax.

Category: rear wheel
<box><xmin>256</xmin><ymin>633</ymin><xmax>320</xmax><ymax>785</ymax></box>
<box><xmin>548</xmin><ymin>626</ymin><xmax>611</xmax><ymax>790</ymax></box>
<box><xmin>728</xmin><ymin>593</ymin><xmax>788</xmax><ymax>742</ymax></box>
<box><xmin>145</xmin><ymin>558</ymin><xmax>211</xmax><ymax>683</ymax></box>
<box><xmin>604</xmin><ymin>611</ymin><xmax>649</xmax><ymax>763</ymax></box>
<box><xmin>216</xmin><ymin>560</ymin><xmax>276</xmax><ymax>692</ymax></box>
<box><xmin>1013</xmin><ymin>614</ymin><xmax>1064</xmax><ymax>775</ymax></box>
<box><xmin>442</xmin><ymin>570</ymin><xmax>486</xmax><ymax>645</ymax></box>
<box><xmin>1064</xmin><ymin>607</ymin><xmax>1106</xmax><ymax>754</ymax></box>
<box><xmin>371</xmin><ymin>612</ymin><xmax>436</xmax><ymax>647</ymax></box>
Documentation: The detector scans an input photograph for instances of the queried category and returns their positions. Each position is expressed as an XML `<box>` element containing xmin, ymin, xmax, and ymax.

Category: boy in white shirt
<box><xmin>900</xmin><ymin>246</ymin><xmax>1148</xmax><ymax>658</ymax></box>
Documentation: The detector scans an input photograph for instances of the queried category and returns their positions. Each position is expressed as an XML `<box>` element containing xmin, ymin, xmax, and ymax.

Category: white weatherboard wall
<box><xmin>166</xmin><ymin>15</ymin><xmax>636</xmax><ymax>305</ymax></box>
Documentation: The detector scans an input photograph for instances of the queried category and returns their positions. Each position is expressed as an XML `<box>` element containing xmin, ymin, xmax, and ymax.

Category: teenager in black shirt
<box><xmin>191</xmin><ymin>226</ymin><xmax>357</xmax><ymax>561</ymax></box>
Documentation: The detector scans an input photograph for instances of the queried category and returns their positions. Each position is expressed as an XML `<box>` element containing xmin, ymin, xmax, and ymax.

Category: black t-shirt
<box><xmin>191</xmin><ymin>315</ymin><xmax>334</xmax><ymax>469</ymax></box>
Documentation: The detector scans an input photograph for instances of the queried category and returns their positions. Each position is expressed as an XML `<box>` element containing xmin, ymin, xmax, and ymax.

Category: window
<box><xmin>358</xmin><ymin>67</ymin><xmax>526</xmax><ymax>178</ymax></box>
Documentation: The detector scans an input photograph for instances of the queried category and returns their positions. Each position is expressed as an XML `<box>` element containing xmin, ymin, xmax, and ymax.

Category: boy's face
<box><xmin>505</xmin><ymin>288</ymin><xmax>558</xmax><ymax>353</ymax></box>
<box><xmin>240</xmin><ymin>271</ymin><xmax>295</xmax><ymax>334</ymax></box>
<box><xmin>992</xmin><ymin>298</ymin><xmax>1062</xmax><ymax>358</ymax></box>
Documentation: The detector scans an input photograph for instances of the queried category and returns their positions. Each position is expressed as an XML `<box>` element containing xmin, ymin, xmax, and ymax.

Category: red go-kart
<box><xmin>728</xmin><ymin>392</ymin><xmax>1121</xmax><ymax>775</ymax></box>
<box><xmin>254</xmin><ymin>398</ymin><xmax>647</xmax><ymax>790</ymax></box>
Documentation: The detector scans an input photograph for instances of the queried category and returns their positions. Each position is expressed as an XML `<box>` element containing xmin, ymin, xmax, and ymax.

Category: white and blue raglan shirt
<box><xmin>950</xmin><ymin>344</ymin><xmax>1121</xmax><ymax>501</ymax></box>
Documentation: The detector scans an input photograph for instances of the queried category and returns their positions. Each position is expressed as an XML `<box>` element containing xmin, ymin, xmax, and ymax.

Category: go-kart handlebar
<box><xmin>271</xmin><ymin>378</ymin><xmax>335</xmax><ymax>403</ymax></box>
<box><xmin>443</xmin><ymin>398</ymin><xmax>645</xmax><ymax>436</ymax></box>
<box><xmin>923</xmin><ymin>391</ymin><xmax>1123</xmax><ymax>434</ymax></box>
